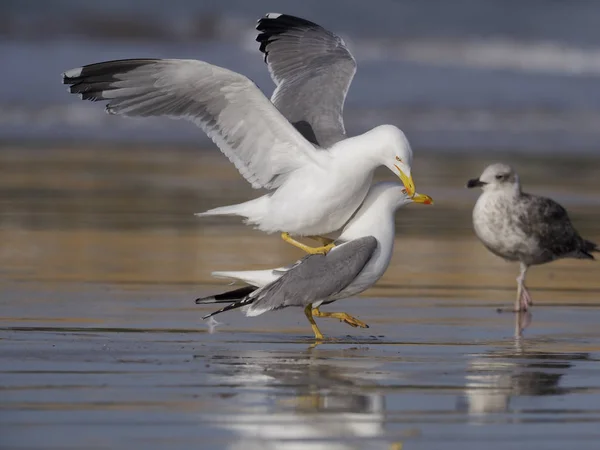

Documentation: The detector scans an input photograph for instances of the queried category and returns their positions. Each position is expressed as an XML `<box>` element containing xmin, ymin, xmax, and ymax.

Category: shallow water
<box><xmin>1</xmin><ymin>146</ymin><xmax>600</xmax><ymax>449</ymax></box>
<box><xmin>3</xmin><ymin>283</ymin><xmax>600</xmax><ymax>450</ymax></box>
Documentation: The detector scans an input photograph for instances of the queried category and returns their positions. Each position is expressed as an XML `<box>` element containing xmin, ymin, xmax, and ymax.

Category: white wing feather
<box><xmin>63</xmin><ymin>59</ymin><xmax>320</xmax><ymax>189</ymax></box>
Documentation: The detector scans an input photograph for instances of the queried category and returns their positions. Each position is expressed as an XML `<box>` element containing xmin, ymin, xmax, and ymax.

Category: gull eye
<box><xmin>395</xmin><ymin>156</ymin><xmax>402</xmax><ymax>162</ymax></box>
<box><xmin>495</xmin><ymin>174</ymin><xmax>505</xmax><ymax>180</ymax></box>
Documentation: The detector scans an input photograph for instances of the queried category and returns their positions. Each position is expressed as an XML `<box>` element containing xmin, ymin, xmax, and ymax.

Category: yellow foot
<box><xmin>304</xmin><ymin>304</ymin><xmax>325</xmax><ymax>340</ymax></box>
<box><xmin>282</xmin><ymin>232</ymin><xmax>336</xmax><ymax>255</ymax></box>
<box><xmin>312</xmin><ymin>307</ymin><xmax>369</xmax><ymax>329</ymax></box>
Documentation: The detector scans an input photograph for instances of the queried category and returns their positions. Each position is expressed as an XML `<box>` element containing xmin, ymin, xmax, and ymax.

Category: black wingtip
<box><xmin>201</xmin><ymin>296</ymin><xmax>254</xmax><ymax>320</ymax></box>
<box><xmin>256</xmin><ymin>13</ymin><xmax>319</xmax><ymax>32</ymax></box>
<box><xmin>196</xmin><ymin>286</ymin><xmax>256</xmax><ymax>306</ymax></box>
<box><xmin>62</xmin><ymin>59</ymin><xmax>160</xmax><ymax>103</ymax></box>
<box><xmin>201</xmin><ymin>312</ymin><xmax>216</xmax><ymax>320</ymax></box>
<box><xmin>256</xmin><ymin>13</ymin><xmax>322</xmax><ymax>60</ymax></box>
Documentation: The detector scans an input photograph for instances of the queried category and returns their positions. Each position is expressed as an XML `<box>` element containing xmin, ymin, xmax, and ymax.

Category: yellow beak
<box><xmin>394</xmin><ymin>164</ymin><xmax>415</xmax><ymax>197</ymax></box>
<box><xmin>412</xmin><ymin>193</ymin><xmax>433</xmax><ymax>205</ymax></box>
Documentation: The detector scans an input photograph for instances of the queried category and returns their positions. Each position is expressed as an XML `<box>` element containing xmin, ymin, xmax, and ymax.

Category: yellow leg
<box><xmin>307</xmin><ymin>235</ymin><xmax>335</xmax><ymax>246</ymax></box>
<box><xmin>282</xmin><ymin>232</ymin><xmax>335</xmax><ymax>255</ymax></box>
<box><xmin>311</xmin><ymin>306</ymin><xmax>369</xmax><ymax>329</ymax></box>
<box><xmin>304</xmin><ymin>304</ymin><xmax>325</xmax><ymax>340</ymax></box>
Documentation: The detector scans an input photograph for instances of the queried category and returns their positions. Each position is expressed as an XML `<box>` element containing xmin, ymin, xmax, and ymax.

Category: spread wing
<box><xmin>256</xmin><ymin>13</ymin><xmax>357</xmax><ymax>148</ymax></box>
<box><xmin>63</xmin><ymin>58</ymin><xmax>320</xmax><ymax>189</ymax></box>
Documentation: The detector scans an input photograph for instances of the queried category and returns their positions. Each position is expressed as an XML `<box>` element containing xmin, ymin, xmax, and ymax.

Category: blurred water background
<box><xmin>3</xmin><ymin>0</ymin><xmax>600</xmax><ymax>152</ymax></box>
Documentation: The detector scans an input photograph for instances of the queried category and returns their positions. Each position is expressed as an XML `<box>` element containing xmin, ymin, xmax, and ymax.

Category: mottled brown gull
<box><xmin>467</xmin><ymin>163</ymin><xmax>598</xmax><ymax>312</ymax></box>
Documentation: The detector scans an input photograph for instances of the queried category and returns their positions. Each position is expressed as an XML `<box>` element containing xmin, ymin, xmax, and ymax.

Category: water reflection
<box><xmin>200</xmin><ymin>349</ymin><xmax>397</xmax><ymax>450</ymax></box>
<box><xmin>516</xmin><ymin>311</ymin><xmax>532</xmax><ymax>337</ymax></box>
<box><xmin>458</xmin><ymin>341</ymin><xmax>590</xmax><ymax>417</ymax></box>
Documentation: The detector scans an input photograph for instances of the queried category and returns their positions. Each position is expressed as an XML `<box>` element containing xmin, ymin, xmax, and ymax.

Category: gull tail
<box><xmin>578</xmin><ymin>239</ymin><xmax>600</xmax><ymax>260</ymax></box>
<box><xmin>197</xmin><ymin>286</ymin><xmax>258</xmax><ymax>320</ymax></box>
<box><xmin>195</xmin><ymin>196</ymin><xmax>269</xmax><ymax>219</ymax></box>
<box><xmin>195</xmin><ymin>204</ymin><xmax>245</xmax><ymax>218</ymax></box>
<box><xmin>211</xmin><ymin>269</ymin><xmax>282</xmax><ymax>288</ymax></box>
<box><xmin>198</xmin><ymin>284</ymin><xmax>274</xmax><ymax>320</ymax></box>
<box><xmin>195</xmin><ymin>286</ymin><xmax>256</xmax><ymax>305</ymax></box>
<box><xmin>196</xmin><ymin>286</ymin><xmax>258</xmax><ymax>319</ymax></box>
<box><xmin>196</xmin><ymin>269</ymin><xmax>282</xmax><ymax>319</ymax></box>
<box><xmin>201</xmin><ymin>297</ymin><xmax>257</xmax><ymax>320</ymax></box>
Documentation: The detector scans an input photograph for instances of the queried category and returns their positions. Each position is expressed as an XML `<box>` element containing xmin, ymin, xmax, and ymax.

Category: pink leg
<box><xmin>515</xmin><ymin>263</ymin><xmax>532</xmax><ymax>312</ymax></box>
<box><xmin>520</xmin><ymin>285</ymin><xmax>533</xmax><ymax>310</ymax></box>
<box><xmin>515</xmin><ymin>310</ymin><xmax>532</xmax><ymax>337</ymax></box>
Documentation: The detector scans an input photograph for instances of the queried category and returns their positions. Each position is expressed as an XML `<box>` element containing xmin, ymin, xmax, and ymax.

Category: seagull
<box><xmin>61</xmin><ymin>13</ymin><xmax>416</xmax><ymax>255</ymax></box>
<box><xmin>195</xmin><ymin>182</ymin><xmax>433</xmax><ymax>340</ymax></box>
<box><xmin>467</xmin><ymin>163</ymin><xmax>598</xmax><ymax>312</ymax></box>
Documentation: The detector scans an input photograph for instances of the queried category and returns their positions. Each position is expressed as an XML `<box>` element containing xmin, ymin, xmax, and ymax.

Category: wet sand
<box><xmin>2</xmin><ymin>145</ymin><xmax>600</xmax><ymax>449</ymax></box>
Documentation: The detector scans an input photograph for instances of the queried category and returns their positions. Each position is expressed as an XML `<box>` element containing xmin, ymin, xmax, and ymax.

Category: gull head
<box><xmin>340</xmin><ymin>182</ymin><xmax>433</xmax><ymax>241</ymax></box>
<box><xmin>467</xmin><ymin>163</ymin><xmax>520</xmax><ymax>192</ymax></box>
<box><xmin>394</xmin><ymin>189</ymin><xmax>432</xmax><ymax>214</ymax></box>
<box><xmin>376</xmin><ymin>125</ymin><xmax>415</xmax><ymax>197</ymax></box>
<box><xmin>367</xmin><ymin>182</ymin><xmax>433</xmax><ymax>210</ymax></box>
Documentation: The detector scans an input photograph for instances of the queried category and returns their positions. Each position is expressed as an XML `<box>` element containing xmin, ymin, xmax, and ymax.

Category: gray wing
<box><xmin>245</xmin><ymin>236</ymin><xmax>377</xmax><ymax>316</ymax></box>
<box><xmin>256</xmin><ymin>13</ymin><xmax>357</xmax><ymax>148</ymax></box>
<box><xmin>517</xmin><ymin>193</ymin><xmax>596</xmax><ymax>260</ymax></box>
<box><xmin>62</xmin><ymin>58</ymin><xmax>319</xmax><ymax>190</ymax></box>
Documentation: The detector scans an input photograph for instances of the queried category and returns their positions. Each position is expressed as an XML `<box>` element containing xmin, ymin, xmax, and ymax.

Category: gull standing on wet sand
<box><xmin>467</xmin><ymin>163</ymin><xmax>598</xmax><ymax>312</ymax></box>
<box><xmin>196</xmin><ymin>183</ymin><xmax>433</xmax><ymax>340</ymax></box>
<box><xmin>61</xmin><ymin>13</ymin><xmax>416</xmax><ymax>255</ymax></box>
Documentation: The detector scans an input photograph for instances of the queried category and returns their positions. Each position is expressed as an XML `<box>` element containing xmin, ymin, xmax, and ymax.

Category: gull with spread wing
<box><xmin>62</xmin><ymin>13</ymin><xmax>416</xmax><ymax>254</ymax></box>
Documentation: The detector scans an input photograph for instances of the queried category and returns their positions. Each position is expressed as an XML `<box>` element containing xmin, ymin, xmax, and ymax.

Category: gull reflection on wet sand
<box><xmin>199</xmin><ymin>349</ymin><xmax>391</xmax><ymax>450</ymax></box>
<box><xmin>459</xmin><ymin>321</ymin><xmax>591</xmax><ymax>419</ymax></box>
